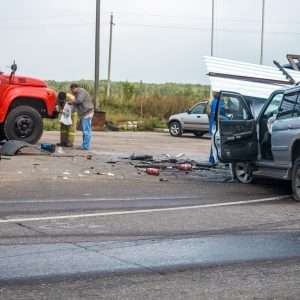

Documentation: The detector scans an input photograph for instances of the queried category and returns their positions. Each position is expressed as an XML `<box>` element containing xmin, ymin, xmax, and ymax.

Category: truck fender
<box><xmin>0</xmin><ymin>86</ymin><xmax>56</xmax><ymax>123</ymax></box>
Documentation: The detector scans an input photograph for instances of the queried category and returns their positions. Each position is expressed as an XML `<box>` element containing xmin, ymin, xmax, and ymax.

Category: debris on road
<box><xmin>55</xmin><ymin>146</ymin><xmax>64</xmax><ymax>155</ymax></box>
<box><xmin>0</xmin><ymin>137</ymin><xmax>232</xmax><ymax>183</ymax></box>
<box><xmin>0</xmin><ymin>140</ymin><xmax>50</xmax><ymax>156</ymax></box>
<box><xmin>145</xmin><ymin>168</ymin><xmax>160</xmax><ymax>176</ymax></box>
<box><xmin>41</xmin><ymin>143</ymin><xmax>56</xmax><ymax>153</ymax></box>
<box><xmin>106</xmin><ymin>159</ymin><xmax>119</xmax><ymax>164</ymax></box>
<box><xmin>177</xmin><ymin>163</ymin><xmax>193</xmax><ymax>171</ymax></box>
<box><xmin>159</xmin><ymin>178</ymin><xmax>169</xmax><ymax>182</ymax></box>
<box><xmin>134</xmin><ymin>163</ymin><xmax>169</xmax><ymax>169</ymax></box>
<box><xmin>162</xmin><ymin>153</ymin><xmax>185</xmax><ymax>163</ymax></box>
<box><xmin>131</xmin><ymin>154</ymin><xmax>153</xmax><ymax>161</ymax></box>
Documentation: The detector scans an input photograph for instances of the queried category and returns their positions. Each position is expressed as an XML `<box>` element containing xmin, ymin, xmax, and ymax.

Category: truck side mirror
<box><xmin>10</xmin><ymin>61</ymin><xmax>17</xmax><ymax>76</ymax></box>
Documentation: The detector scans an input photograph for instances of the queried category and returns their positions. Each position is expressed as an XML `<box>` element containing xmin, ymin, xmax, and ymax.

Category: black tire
<box><xmin>193</xmin><ymin>131</ymin><xmax>204</xmax><ymax>137</ymax></box>
<box><xmin>0</xmin><ymin>124</ymin><xmax>6</xmax><ymax>141</ymax></box>
<box><xmin>4</xmin><ymin>106</ymin><xmax>43</xmax><ymax>144</ymax></box>
<box><xmin>231</xmin><ymin>162</ymin><xmax>254</xmax><ymax>184</ymax></box>
<box><xmin>169</xmin><ymin>121</ymin><xmax>182</xmax><ymax>137</ymax></box>
<box><xmin>292</xmin><ymin>157</ymin><xmax>300</xmax><ymax>201</ymax></box>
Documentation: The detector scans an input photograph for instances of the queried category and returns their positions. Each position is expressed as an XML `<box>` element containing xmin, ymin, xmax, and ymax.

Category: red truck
<box><xmin>0</xmin><ymin>63</ymin><xmax>57</xmax><ymax>144</ymax></box>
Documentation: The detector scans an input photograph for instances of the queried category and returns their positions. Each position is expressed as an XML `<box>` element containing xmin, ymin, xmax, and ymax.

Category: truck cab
<box><xmin>0</xmin><ymin>63</ymin><xmax>57</xmax><ymax>144</ymax></box>
<box><xmin>213</xmin><ymin>85</ymin><xmax>300</xmax><ymax>200</ymax></box>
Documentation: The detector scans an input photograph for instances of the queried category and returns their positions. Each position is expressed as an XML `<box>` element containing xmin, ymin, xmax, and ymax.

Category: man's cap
<box><xmin>57</xmin><ymin>91</ymin><xmax>67</xmax><ymax>100</ymax></box>
<box><xmin>70</xmin><ymin>83</ymin><xmax>79</xmax><ymax>89</ymax></box>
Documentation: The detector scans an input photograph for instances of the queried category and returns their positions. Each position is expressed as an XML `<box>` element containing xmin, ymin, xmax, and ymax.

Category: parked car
<box><xmin>0</xmin><ymin>62</ymin><xmax>57</xmax><ymax>144</ymax></box>
<box><xmin>213</xmin><ymin>85</ymin><xmax>300</xmax><ymax>200</ymax></box>
<box><xmin>168</xmin><ymin>102</ymin><xmax>209</xmax><ymax>137</ymax></box>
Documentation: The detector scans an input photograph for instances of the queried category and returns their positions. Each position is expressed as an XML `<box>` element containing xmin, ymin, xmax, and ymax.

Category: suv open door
<box><xmin>213</xmin><ymin>91</ymin><xmax>258</xmax><ymax>163</ymax></box>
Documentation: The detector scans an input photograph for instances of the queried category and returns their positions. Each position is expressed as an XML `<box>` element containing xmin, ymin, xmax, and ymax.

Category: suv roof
<box><xmin>283</xmin><ymin>84</ymin><xmax>300</xmax><ymax>95</ymax></box>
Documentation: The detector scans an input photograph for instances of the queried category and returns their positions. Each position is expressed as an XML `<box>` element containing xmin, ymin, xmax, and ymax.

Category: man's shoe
<box><xmin>65</xmin><ymin>142</ymin><xmax>74</xmax><ymax>147</ymax></box>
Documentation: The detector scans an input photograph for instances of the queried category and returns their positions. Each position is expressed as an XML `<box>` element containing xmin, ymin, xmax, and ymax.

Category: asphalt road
<box><xmin>1</xmin><ymin>132</ymin><xmax>300</xmax><ymax>299</ymax></box>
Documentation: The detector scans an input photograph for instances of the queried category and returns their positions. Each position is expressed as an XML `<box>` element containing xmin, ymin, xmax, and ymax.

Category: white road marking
<box><xmin>0</xmin><ymin>196</ymin><xmax>288</xmax><ymax>224</ymax></box>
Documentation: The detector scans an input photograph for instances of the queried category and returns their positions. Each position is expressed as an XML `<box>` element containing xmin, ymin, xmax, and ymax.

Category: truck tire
<box><xmin>231</xmin><ymin>162</ymin><xmax>254</xmax><ymax>184</ymax></box>
<box><xmin>169</xmin><ymin>121</ymin><xmax>182</xmax><ymax>137</ymax></box>
<box><xmin>0</xmin><ymin>125</ymin><xmax>6</xmax><ymax>141</ymax></box>
<box><xmin>4</xmin><ymin>106</ymin><xmax>43</xmax><ymax>144</ymax></box>
<box><xmin>292</xmin><ymin>157</ymin><xmax>300</xmax><ymax>201</ymax></box>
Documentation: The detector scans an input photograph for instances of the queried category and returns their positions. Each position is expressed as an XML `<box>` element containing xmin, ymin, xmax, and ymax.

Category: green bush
<box><xmin>138</xmin><ymin>117</ymin><xmax>167</xmax><ymax>131</ymax></box>
<box><xmin>45</xmin><ymin>80</ymin><xmax>210</xmax><ymax>131</ymax></box>
<box><xmin>43</xmin><ymin>119</ymin><xmax>60</xmax><ymax>131</ymax></box>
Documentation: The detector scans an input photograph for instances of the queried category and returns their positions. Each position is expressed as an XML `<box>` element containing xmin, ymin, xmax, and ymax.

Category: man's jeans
<box><xmin>81</xmin><ymin>117</ymin><xmax>92</xmax><ymax>150</ymax></box>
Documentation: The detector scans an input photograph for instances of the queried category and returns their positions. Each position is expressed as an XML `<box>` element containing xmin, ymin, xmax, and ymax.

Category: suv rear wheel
<box><xmin>194</xmin><ymin>132</ymin><xmax>204</xmax><ymax>137</ymax></box>
<box><xmin>4</xmin><ymin>106</ymin><xmax>43</xmax><ymax>144</ymax></box>
<box><xmin>169</xmin><ymin>121</ymin><xmax>182</xmax><ymax>137</ymax></box>
<box><xmin>231</xmin><ymin>162</ymin><xmax>254</xmax><ymax>184</ymax></box>
<box><xmin>292</xmin><ymin>157</ymin><xmax>300</xmax><ymax>201</ymax></box>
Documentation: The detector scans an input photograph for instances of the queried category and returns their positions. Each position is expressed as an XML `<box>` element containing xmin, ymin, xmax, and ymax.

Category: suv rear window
<box><xmin>277</xmin><ymin>91</ymin><xmax>300</xmax><ymax>119</ymax></box>
<box><xmin>190</xmin><ymin>103</ymin><xmax>205</xmax><ymax>114</ymax></box>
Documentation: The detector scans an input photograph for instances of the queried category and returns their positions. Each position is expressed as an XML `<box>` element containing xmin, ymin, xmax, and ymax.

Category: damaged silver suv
<box><xmin>213</xmin><ymin>85</ymin><xmax>300</xmax><ymax>200</ymax></box>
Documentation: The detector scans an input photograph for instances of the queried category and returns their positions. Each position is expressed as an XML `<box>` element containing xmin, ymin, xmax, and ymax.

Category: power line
<box><xmin>0</xmin><ymin>22</ymin><xmax>109</xmax><ymax>31</ymax></box>
<box><xmin>0</xmin><ymin>11</ymin><xmax>300</xmax><ymax>26</ymax></box>
<box><xmin>0</xmin><ymin>20</ymin><xmax>299</xmax><ymax>36</ymax></box>
<box><xmin>117</xmin><ymin>22</ymin><xmax>300</xmax><ymax>35</ymax></box>
<box><xmin>0</xmin><ymin>13</ymin><xmax>94</xmax><ymax>21</ymax></box>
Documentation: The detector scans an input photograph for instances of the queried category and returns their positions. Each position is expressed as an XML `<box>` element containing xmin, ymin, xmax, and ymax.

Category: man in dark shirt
<box><xmin>68</xmin><ymin>83</ymin><xmax>94</xmax><ymax>150</ymax></box>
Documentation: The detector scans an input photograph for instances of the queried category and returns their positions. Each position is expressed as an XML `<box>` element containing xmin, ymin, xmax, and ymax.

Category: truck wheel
<box><xmin>231</xmin><ymin>162</ymin><xmax>254</xmax><ymax>184</ymax></box>
<box><xmin>292</xmin><ymin>157</ymin><xmax>300</xmax><ymax>201</ymax></box>
<box><xmin>4</xmin><ymin>106</ymin><xmax>43</xmax><ymax>144</ymax></box>
<box><xmin>0</xmin><ymin>125</ymin><xmax>6</xmax><ymax>141</ymax></box>
<box><xmin>169</xmin><ymin>121</ymin><xmax>182</xmax><ymax>137</ymax></box>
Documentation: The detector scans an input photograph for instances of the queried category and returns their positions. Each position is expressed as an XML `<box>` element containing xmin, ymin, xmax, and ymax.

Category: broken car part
<box><xmin>130</xmin><ymin>154</ymin><xmax>153</xmax><ymax>161</ymax></box>
<box><xmin>0</xmin><ymin>140</ymin><xmax>50</xmax><ymax>156</ymax></box>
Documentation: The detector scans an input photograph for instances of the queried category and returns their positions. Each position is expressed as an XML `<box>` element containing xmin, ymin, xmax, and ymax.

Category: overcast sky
<box><xmin>0</xmin><ymin>0</ymin><xmax>299</xmax><ymax>84</ymax></box>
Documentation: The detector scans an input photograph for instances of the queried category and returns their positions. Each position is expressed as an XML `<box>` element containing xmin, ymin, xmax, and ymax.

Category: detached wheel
<box><xmin>231</xmin><ymin>162</ymin><xmax>254</xmax><ymax>184</ymax></box>
<box><xmin>4</xmin><ymin>106</ymin><xmax>43</xmax><ymax>144</ymax></box>
<box><xmin>193</xmin><ymin>132</ymin><xmax>204</xmax><ymax>137</ymax></box>
<box><xmin>169</xmin><ymin>121</ymin><xmax>182</xmax><ymax>137</ymax></box>
<box><xmin>292</xmin><ymin>157</ymin><xmax>300</xmax><ymax>201</ymax></box>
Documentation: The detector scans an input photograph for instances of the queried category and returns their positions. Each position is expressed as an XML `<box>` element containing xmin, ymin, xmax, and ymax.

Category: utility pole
<box><xmin>260</xmin><ymin>0</ymin><xmax>265</xmax><ymax>65</ymax></box>
<box><xmin>210</xmin><ymin>0</ymin><xmax>215</xmax><ymax>57</ymax></box>
<box><xmin>106</xmin><ymin>12</ymin><xmax>114</xmax><ymax>101</ymax></box>
<box><xmin>94</xmin><ymin>0</ymin><xmax>101</xmax><ymax>110</ymax></box>
<box><xmin>139</xmin><ymin>80</ymin><xmax>143</xmax><ymax>117</ymax></box>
